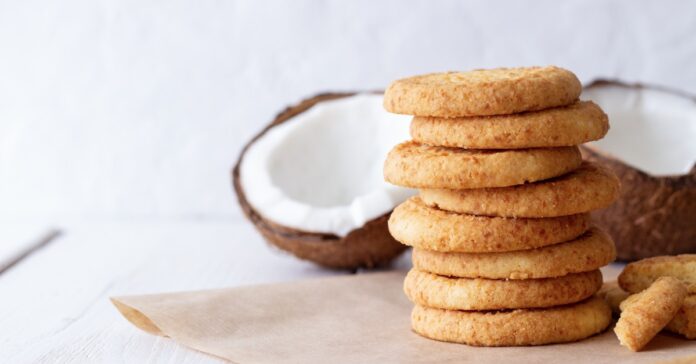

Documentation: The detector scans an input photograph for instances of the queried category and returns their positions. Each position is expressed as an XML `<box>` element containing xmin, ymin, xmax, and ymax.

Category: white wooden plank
<box><xmin>0</xmin><ymin>223</ymin><xmax>58</xmax><ymax>273</ymax></box>
<box><xmin>0</xmin><ymin>219</ymin><xmax>352</xmax><ymax>363</ymax></box>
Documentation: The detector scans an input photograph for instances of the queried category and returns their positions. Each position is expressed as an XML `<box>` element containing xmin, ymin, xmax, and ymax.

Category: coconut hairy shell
<box><xmin>232</xmin><ymin>92</ymin><xmax>407</xmax><ymax>270</ymax></box>
<box><xmin>581</xmin><ymin>80</ymin><xmax>696</xmax><ymax>261</ymax></box>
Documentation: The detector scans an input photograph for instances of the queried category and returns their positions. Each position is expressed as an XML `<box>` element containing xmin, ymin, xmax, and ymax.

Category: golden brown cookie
<box><xmin>384</xmin><ymin>66</ymin><xmax>581</xmax><ymax>117</ymax></box>
<box><xmin>597</xmin><ymin>281</ymin><xmax>630</xmax><ymax>315</ymax></box>
<box><xmin>412</xmin><ymin>227</ymin><xmax>615</xmax><ymax>279</ymax></box>
<box><xmin>601</xmin><ymin>282</ymin><xmax>696</xmax><ymax>340</ymax></box>
<box><xmin>615</xmin><ymin>277</ymin><xmax>687</xmax><ymax>351</ymax></box>
<box><xmin>668</xmin><ymin>294</ymin><xmax>696</xmax><ymax>339</ymax></box>
<box><xmin>411</xmin><ymin>296</ymin><xmax>611</xmax><ymax>346</ymax></box>
<box><xmin>389</xmin><ymin>197</ymin><xmax>590</xmax><ymax>253</ymax></box>
<box><xmin>404</xmin><ymin>269</ymin><xmax>602</xmax><ymax>310</ymax></box>
<box><xmin>419</xmin><ymin>161</ymin><xmax>620</xmax><ymax>218</ymax></box>
<box><xmin>383</xmin><ymin>142</ymin><xmax>582</xmax><ymax>189</ymax></box>
<box><xmin>410</xmin><ymin>101</ymin><xmax>608</xmax><ymax>149</ymax></box>
<box><xmin>619</xmin><ymin>254</ymin><xmax>696</xmax><ymax>294</ymax></box>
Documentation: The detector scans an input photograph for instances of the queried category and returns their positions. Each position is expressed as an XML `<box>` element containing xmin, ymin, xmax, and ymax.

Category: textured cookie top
<box><xmin>384</xmin><ymin>66</ymin><xmax>581</xmax><ymax>117</ymax></box>
<box><xmin>411</xmin><ymin>297</ymin><xmax>612</xmax><ymax>346</ymax></box>
<box><xmin>419</xmin><ymin>161</ymin><xmax>620</xmax><ymax>218</ymax></box>
<box><xmin>615</xmin><ymin>277</ymin><xmax>687</xmax><ymax>351</ymax></box>
<box><xmin>404</xmin><ymin>268</ymin><xmax>602</xmax><ymax>311</ymax></box>
<box><xmin>388</xmin><ymin>196</ymin><xmax>590</xmax><ymax>253</ymax></box>
<box><xmin>410</xmin><ymin>101</ymin><xmax>609</xmax><ymax>149</ymax></box>
<box><xmin>384</xmin><ymin>141</ymin><xmax>582</xmax><ymax>189</ymax></box>
<box><xmin>618</xmin><ymin>254</ymin><xmax>696</xmax><ymax>294</ymax></box>
<box><xmin>412</xmin><ymin>227</ymin><xmax>616</xmax><ymax>279</ymax></box>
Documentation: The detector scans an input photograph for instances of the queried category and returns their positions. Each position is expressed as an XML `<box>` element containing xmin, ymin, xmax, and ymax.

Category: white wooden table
<box><xmin>0</xmin><ymin>217</ymin><xmax>415</xmax><ymax>363</ymax></box>
<box><xmin>0</xmin><ymin>217</ymin><xmax>624</xmax><ymax>363</ymax></box>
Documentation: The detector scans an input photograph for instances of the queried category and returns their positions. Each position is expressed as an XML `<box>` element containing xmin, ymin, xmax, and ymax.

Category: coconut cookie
<box><xmin>619</xmin><ymin>254</ymin><xmax>696</xmax><ymax>294</ymax></box>
<box><xmin>668</xmin><ymin>295</ymin><xmax>696</xmax><ymax>339</ymax></box>
<box><xmin>419</xmin><ymin>162</ymin><xmax>620</xmax><ymax>218</ymax></box>
<box><xmin>615</xmin><ymin>277</ymin><xmax>688</xmax><ymax>351</ymax></box>
<box><xmin>389</xmin><ymin>197</ymin><xmax>590</xmax><ymax>253</ymax></box>
<box><xmin>600</xmin><ymin>282</ymin><xmax>696</xmax><ymax>340</ymax></box>
<box><xmin>384</xmin><ymin>66</ymin><xmax>581</xmax><ymax>117</ymax></box>
<box><xmin>597</xmin><ymin>281</ymin><xmax>630</xmax><ymax>315</ymax></box>
<box><xmin>412</xmin><ymin>227</ymin><xmax>615</xmax><ymax>279</ymax></box>
<box><xmin>411</xmin><ymin>296</ymin><xmax>611</xmax><ymax>346</ymax></box>
<box><xmin>404</xmin><ymin>269</ymin><xmax>602</xmax><ymax>311</ymax></box>
<box><xmin>411</xmin><ymin>101</ymin><xmax>608</xmax><ymax>149</ymax></box>
<box><xmin>383</xmin><ymin>142</ymin><xmax>582</xmax><ymax>189</ymax></box>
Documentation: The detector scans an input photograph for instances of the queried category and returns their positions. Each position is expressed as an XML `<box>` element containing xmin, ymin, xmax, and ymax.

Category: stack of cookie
<box><xmin>382</xmin><ymin>66</ymin><xmax>621</xmax><ymax>346</ymax></box>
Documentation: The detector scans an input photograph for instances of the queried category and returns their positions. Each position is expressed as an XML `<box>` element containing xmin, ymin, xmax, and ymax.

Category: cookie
<box><xmin>389</xmin><ymin>197</ymin><xmax>589</xmax><ymax>253</ymax></box>
<box><xmin>668</xmin><ymin>294</ymin><xmax>696</xmax><ymax>340</ymax></box>
<box><xmin>412</xmin><ymin>227</ymin><xmax>615</xmax><ymax>279</ymax></box>
<box><xmin>411</xmin><ymin>296</ymin><xmax>611</xmax><ymax>346</ymax></box>
<box><xmin>404</xmin><ymin>269</ymin><xmax>602</xmax><ymax>310</ymax></box>
<box><xmin>383</xmin><ymin>142</ymin><xmax>582</xmax><ymax>189</ymax></box>
<box><xmin>615</xmin><ymin>277</ymin><xmax>687</xmax><ymax>351</ymax></box>
<box><xmin>600</xmin><ymin>282</ymin><xmax>696</xmax><ymax>340</ymax></box>
<box><xmin>384</xmin><ymin>66</ymin><xmax>581</xmax><ymax>117</ymax></box>
<box><xmin>597</xmin><ymin>281</ymin><xmax>630</xmax><ymax>315</ymax></box>
<box><xmin>411</xmin><ymin>101</ymin><xmax>608</xmax><ymax>149</ymax></box>
<box><xmin>619</xmin><ymin>254</ymin><xmax>696</xmax><ymax>294</ymax></box>
<box><xmin>419</xmin><ymin>161</ymin><xmax>620</xmax><ymax>218</ymax></box>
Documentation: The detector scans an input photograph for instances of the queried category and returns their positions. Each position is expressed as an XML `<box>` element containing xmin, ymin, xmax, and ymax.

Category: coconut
<box><xmin>581</xmin><ymin>80</ymin><xmax>696</xmax><ymax>261</ymax></box>
<box><xmin>232</xmin><ymin>93</ymin><xmax>414</xmax><ymax>269</ymax></box>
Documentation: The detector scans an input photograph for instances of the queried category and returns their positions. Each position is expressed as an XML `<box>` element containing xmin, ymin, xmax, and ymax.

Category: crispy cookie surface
<box><xmin>412</xmin><ymin>227</ymin><xmax>615</xmax><ymax>279</ymax></box>
<box><xmin>597</xmin><ymin>281</ymin><xmax>630</xmax><ymax>315</ymax></box>
<box><xmin>410</xmin><ymin>101</ymin><xmax>608</xmax><ymax>149</ymax></box>
<box><xmin>668</xmin><ymin>295</ymin><xmax>696</xmax><ymax>340</ymax></box>
<box><xmin>389</xmin><ymin>197</ymin><xmax>590</xmax><ymax>253</ymax></box>
<box><xmin>384</xmin><ymin>142</ymin><xmax>582</xmax><ymax>189</ymax></box>
<box><xmin>619</xmin><ymin>255</ymin><xmax>696</xmax><ymax>294</ymax></box>
<box><xmin>601</xmin><ymin>282</ymin><xmax>696</xmax><ymax>340</ymax></box>
<box><xmin>411</xmin><ymin>296</ymin><xmax>611</xmax><ymax>346</ymax></box>
<box><xmin>615</xmin><ymin>277</ymin><xmax>687</xmax><ymax>351</ymax></box>
<box><xmin>384</xmin><ymin>66</ymin><xmax>581</xmax><ymax>117</ymax></box>
<box><xmin>419</xmin><ymin>161</ymin><xmax>619</xmax><ymax>218</ymax></box>
<box><xmin>404</xmin><ymin>269</ymin><xmax>602</xmax><ymax>310</ymax></box>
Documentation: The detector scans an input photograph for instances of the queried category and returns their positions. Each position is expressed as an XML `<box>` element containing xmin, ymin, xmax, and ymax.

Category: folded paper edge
<box><xmin>110</xmin><ymin>297</ymin><xmax>166</xmax><ymax>337</ymax></box>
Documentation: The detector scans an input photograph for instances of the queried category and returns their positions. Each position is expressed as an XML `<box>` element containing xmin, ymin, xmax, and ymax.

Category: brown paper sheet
<box><xmin>112</xmin><ymin>271</ymin><xmax>696</xmax><ymax>364</ymax></box>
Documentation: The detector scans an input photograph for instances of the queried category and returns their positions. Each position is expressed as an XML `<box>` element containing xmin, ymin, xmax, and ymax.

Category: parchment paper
<box><xmin>112</xmin><ymin>271</ymin><xmax>696</xmax><ymax>364</ymax></box>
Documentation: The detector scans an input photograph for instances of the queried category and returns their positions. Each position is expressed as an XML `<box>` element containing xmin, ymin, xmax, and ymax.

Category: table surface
<box><xmin>0</xmin><ymin>218</ymin><xmax>628</xmax><ymax>363</ymax></box>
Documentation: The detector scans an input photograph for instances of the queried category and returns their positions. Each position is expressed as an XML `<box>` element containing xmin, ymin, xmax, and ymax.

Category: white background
<box><xmin>1</xmin><ymin>0</ymin><xmax>695</xmax><ymax>222</ymax></box>
<box><xmin>1</xmin><ymin>2</ymin><xmax>694</xmax><ymax>361</ymax></box>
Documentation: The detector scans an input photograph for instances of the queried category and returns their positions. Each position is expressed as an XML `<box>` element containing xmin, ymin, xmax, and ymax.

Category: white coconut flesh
<box><xmin>240</xmin><ymin>94</ymin><xmax>414</xmax><ymax>237</ymax></box>
<box><xmin>582</xmin><ymin>84</ymin><xmax>696</xmax><ymax>176</ymax></box>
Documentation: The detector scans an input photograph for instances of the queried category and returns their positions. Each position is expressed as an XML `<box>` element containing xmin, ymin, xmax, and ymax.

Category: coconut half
<box><xmin>581</xmin><ymin>80</ymin><xmax>696</xmax><ymax>260</ymax></box>
<box><xmin>233</xmin><ymin>93</ymin><xmax>414</xmax><ymax>269</ymax></box>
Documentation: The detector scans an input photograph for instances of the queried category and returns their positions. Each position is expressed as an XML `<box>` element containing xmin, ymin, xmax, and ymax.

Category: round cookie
<box><xmin>384</xmin><ymin>142</ymin><xmax>582</xmax><ymax>189</ymax></box>
<box><xmin>411</xmin><ymin>296</ymin><xmax>612</xmax><ymax>346</ymax></box>
<box><xmin>388</xmin><ymin>196</ymin><xmax>590</xmax><ymax>253</ymax></box>
<box><xmin>412</xmin><ymin>227</ymin><xmax>615</xmax><ymax>279</ymax></box>
<box><xmin>404</xmin><ymin>269</ymin><xmax>602</xmax><ymax>310</ymax></box>
<box><xmin>384</xmin><ymin>66</ymin><xmax>581</xmax><ymax>117</ymax></box>
<box><xmin>615</xmin><ymin>277</ymin><xmax>688</xmax><ymax>351</ymax></box>
<box><xmin>419</xmin><ymin>161</ymin><xmax>620</xmax><ymax>218</ymax></box>
<box><xmin>410</xmin><ymin>101</ymin><xmax>608</xmax><ymax>149</ymax></box>
<box><xmin>618</xmin><ymin>254</ymin><xmax>696</xmax><ymax>294</ymax></box>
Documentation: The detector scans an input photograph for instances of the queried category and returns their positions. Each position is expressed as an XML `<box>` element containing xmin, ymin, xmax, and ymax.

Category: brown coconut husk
<box><xmin>582</xmin><ymin>80</ymin><xmax>696</xmax><ymax>261</ymax></box>
<box><xmin>232</xmin><ymin>92</ymin><xmax>407</xmax><ymax>270</ymax></box>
